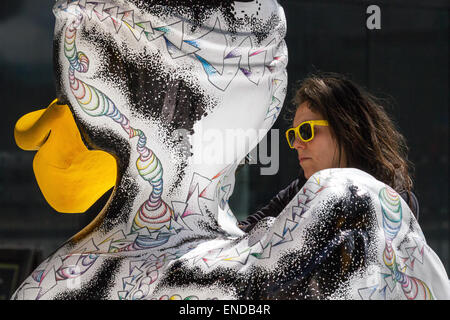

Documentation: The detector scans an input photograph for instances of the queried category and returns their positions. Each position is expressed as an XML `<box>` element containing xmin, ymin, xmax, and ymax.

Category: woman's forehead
<box><xmin>293</xmin><ymin>102</ymin><xmax>323</xmax><ymax>127</ymax></box>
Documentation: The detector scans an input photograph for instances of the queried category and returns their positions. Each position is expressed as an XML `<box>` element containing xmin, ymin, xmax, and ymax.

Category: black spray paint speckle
<box><xmin>129</xmin><ymin>1</ymin><xmax>255</xmax><ymax>33</ymax></box>
<box><xmin>158</xmin><ymin>184</ymin><xmax>379</xmax><ymax>299</ymax></box>
<box><xmin>54</xmin><ymin>258</ymin><xmax>124</xmax><ymax>300</ymax></box>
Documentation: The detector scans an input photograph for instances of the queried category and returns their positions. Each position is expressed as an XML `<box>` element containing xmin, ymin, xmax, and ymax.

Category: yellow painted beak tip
<box><xmin>14</xmin><ymin>109</ymin><xmax>49</xmax><ymax>150</ymax></box>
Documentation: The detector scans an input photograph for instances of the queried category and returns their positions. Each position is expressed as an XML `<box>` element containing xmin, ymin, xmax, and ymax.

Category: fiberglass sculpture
<box><xmin>12</xmin><ymin>0</ymin><xmax>450</xmax><ymax>300</ymax></box>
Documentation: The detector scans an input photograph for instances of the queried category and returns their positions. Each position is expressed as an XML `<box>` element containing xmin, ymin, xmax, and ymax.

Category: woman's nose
<box><xmin>293</xmin><ymin>137</ymin><xmax>306</xmax><ymax>150</ymax></box>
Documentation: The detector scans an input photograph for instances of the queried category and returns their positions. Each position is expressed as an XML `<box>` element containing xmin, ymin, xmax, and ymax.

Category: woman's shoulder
<box><xmin>306</xmin><ymin>168</ymin><xmax>420</xmax><ymax>219</ymax></box>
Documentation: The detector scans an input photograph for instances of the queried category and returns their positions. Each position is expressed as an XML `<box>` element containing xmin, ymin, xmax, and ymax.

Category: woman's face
<box><xmin>292</xmin><ymin>102</ymin><xmax>346</xmax><ymax>179</ymax></box>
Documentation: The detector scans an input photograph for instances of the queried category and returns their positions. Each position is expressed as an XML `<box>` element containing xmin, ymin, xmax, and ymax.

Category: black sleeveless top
<box><xmin>238</xmin><ymin>175</ymin><xmax>419</xmax><ymax>233</ymax></box>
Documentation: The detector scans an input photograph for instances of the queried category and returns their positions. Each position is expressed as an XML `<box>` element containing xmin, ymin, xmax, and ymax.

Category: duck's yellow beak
<box><xmin>14</xmin><ymin>99</ymin><xmax>117</xmax><ymax>213</ymax></box>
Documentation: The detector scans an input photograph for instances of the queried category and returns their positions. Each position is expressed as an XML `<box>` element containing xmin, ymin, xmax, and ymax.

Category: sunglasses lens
<box><xmin>299</xmin><ymin>123</ymin><xmax>312</xmax><ymax>141</ymax></box>
<box><xmin>287</xmin><ymin>130</ymin><xmax>296</xmax><ymax>147</ymax></box>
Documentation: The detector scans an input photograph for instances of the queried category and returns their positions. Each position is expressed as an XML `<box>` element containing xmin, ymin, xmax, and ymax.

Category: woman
<box><xmin>239</xmin><ymin>72</ymin><xmax>419</xmax><ymax>232</ymax></box>
<box><xmin>235</xmin><ymin>73</ymin><xmax>449</xmax><ymax>299</ymax></box>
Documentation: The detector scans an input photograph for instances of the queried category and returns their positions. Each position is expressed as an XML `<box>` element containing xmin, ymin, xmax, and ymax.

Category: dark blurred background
<box><xmin>0</xmin><ymin>0</ymin><xmax>448</xmax><ymax>299</ymax></box>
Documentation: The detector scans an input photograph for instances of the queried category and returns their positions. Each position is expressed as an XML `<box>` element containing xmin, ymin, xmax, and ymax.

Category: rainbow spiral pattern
<box><xmin>379</xmin><ymin>187</ymin><xmax>433</xmax><ymax>300</ymax></box>
<box><xmin>379</xmin><ymin>187</ymin><xmax>402</xmax><ymax>241</ymax></box>
<box><xmin>64</xmin><ymin>14</ymin><xmax>173</xmax><ymax>237</ymax></box>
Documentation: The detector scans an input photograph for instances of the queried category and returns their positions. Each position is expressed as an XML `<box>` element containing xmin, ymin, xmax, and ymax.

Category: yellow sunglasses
<box><xmin>285</xmin><ymin>120</ymin><xmax>329</xmax><ymax>148</ymax></box>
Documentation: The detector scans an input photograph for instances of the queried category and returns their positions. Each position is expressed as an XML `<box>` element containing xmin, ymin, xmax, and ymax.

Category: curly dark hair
<box><xmin>289</xmin><ymin>72</ymin><xmax>413</xmax><ymax>196</ymax></box>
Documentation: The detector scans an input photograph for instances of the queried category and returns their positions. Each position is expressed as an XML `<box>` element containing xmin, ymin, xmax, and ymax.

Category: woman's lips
<box><xmin>299</xmin><ymin>157</ymin><xmax>311</xmax><ymax>163</ymax></box>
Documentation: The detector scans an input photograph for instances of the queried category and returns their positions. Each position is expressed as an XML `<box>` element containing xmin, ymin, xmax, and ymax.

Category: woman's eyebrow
<box><xmin>293</xmin><ymin>118</ymin><xmax>321</xmax><ymax>127</ymax></box>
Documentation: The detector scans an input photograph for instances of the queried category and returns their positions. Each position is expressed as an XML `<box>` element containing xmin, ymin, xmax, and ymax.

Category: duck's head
<box><xmin>15</xmin><ymin>0</ymin><xmax>288</xmax><ymax>216</ymax></box>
